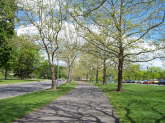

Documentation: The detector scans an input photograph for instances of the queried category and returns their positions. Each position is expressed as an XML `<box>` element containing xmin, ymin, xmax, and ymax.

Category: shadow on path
<box><xmin>14</xmin><ymin>82</ymin><xmax>119</xmax><ymax>123</ymax></box>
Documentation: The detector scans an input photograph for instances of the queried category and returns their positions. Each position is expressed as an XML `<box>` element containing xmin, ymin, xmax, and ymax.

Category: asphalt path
<box><xmin>0</xmin><ymin>80</ymin><xmax>65</xmax><ymax>99</ymax></box>
<box><xmin>14</xmin><ymin>81</ymin><xmax>119</xmax><ymax>123</ymax></box>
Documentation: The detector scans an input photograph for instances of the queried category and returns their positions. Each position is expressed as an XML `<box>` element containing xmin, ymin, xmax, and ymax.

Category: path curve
<box><xmin>14</xmin><ymin>81</ymin><xmax>119</xmax><ymax>123</ymax></box>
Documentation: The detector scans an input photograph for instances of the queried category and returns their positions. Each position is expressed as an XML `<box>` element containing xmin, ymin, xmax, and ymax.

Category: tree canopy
<box><xmin>0</xmin><ymin>0</ymin><xmax>16</xmax><ymax>67</ymax></box>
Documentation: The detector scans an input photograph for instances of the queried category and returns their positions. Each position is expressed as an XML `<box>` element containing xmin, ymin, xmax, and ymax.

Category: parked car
<box><xmin>153</xmin><ymin>79</ymin><xmax>159</xmax><ymax>84</ymax></box>
<box><xmin>136</xmin><ymin>80</ymin><xmax>144</xmax><ymax>84</ymax></box>
<box><xmin>158</xmin><ymin>80</ymin><xmax>165</xmax><ymax>85</ymax></box>
<box><xmin>134</xmin><ymin>80</ymin><xmax>138</xmax><ymax>83</ymax></box>
<box><xmin>144</xmin><ymin>80</ymin><xmax>159</xmax><ymax>84</ymax></box>
<box><xmin>122</xmin><ymin>80</ymin><xmax>127</xmax><ymax>83</ymax></box>
<box><xmin>126</xmin><ymin>80</ymin><xmax>135</xmax><ymax>83</ymax></box>
<box><xmin>143</xmin><ymin>80</ymin><xmax>150</xmax><ymax>84</ymax></box>
<box><xmin>148</xmin><ymin>80</ymin><xmax>155</xmax><ymax>84</ymax></box>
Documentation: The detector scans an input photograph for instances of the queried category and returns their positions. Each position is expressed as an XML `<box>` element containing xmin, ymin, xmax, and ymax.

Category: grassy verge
<box><xmin>96</xmin><ymin>83</ymin><xmax>165</xmax><ymax>123</ymax></box>
<box><xmin>0</xmin><ymin>79</ymin><xmax>48</xmax><ymax>85</ymax></box>
<box><xmin>0</xmin><ymin>82</ymin><xmax>76</xmax><ymax>123</ymax></box>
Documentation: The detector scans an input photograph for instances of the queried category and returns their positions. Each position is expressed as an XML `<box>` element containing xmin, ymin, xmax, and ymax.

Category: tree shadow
<box><xmin>14</xmin><ymin>100</ymin><xmax>119</xmax><ymax>123</ymax></box>
<box><xmin>14</xmin><ymin>84</ymin><xmax>119</xmax><ymax>123</ymax></box>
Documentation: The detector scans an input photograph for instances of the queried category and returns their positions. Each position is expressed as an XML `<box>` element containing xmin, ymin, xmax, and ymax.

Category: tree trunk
<box><xmin>20</xmin><ymin>71</ymin><xmax>24</xmax><ymax>80</ymax></box>
<box><xmin>50</xmin><ymin>65</ymin><xmax>56</xmax><ymax>89</ymax></box>
<box><xmin>96</xmin><ymin>65</ymin><xmax>99</xmax><ymax>83</ymax></box>
<box><xmin>117</xmin><ymin>53</ymin><xmax>124</xmax><ymax>91</ymax></box>
<box><xmin>67</xmin><ymin>65</ymin><xmax>71</xmax><ymax>83</ymax></box>
<box><xmin>103</xmin><ymin>58</ymin><xmax>106</xmax><ymax>85</ymax></box>
<box><xmin>96</xmin><ymin>58</ymin><xmax>99</xmax><ymax>83</ymax></box>
<box><xmin>116</xmin><ymin>0</ymin><xmax>124</xmax><ymax>91</ymax></box>
<box><xmin>86</xmin><ymin>73</ymin><xmax>89</xmax><ymax>80</ymax></box>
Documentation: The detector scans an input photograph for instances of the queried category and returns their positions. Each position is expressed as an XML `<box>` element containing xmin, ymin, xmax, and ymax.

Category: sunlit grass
<box><xmin>96</xmin><ymin>83</ymin><xmax>165</xmax><ymax>123</ymax></box>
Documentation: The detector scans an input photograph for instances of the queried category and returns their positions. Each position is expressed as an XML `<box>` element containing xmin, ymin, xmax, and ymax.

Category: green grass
<box><xmin>96</xmin><ymin>83</ymin><xmax>165</xmax><ymax>123</ymax></box>
<box><xmin>0</xmin><ymin>82</ymin><xmax>76</xmax><ymax>123</ymax></box>
<box><xmin>0</xmin><ymin>79</ymin><xmax>48</xmax><ymax>85</ymax></box>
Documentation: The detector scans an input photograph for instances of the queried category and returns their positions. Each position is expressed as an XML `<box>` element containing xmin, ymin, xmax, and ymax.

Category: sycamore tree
<box><xmin>70</xmin><ymin>0</ymin><xmax>165</xmax><ymax>91</ymax></box>
<box><xmin>58</xmin><ymin>24</ymin><xmax>80</xmax><ymax>83</ymax></box>
<box><xmin>81</xmin><ymin>41</ymin><xmax>115</xmax><ymax>84</ymax></box>
<box><xmin>17</xmin><ymin>0</ymin><xmax>69</xmax><ymax>89</ymax></box>
<box><xmin>72</xmin><ymin>54</ymin><xmax>99</xmax><ymax>81</ymax></box>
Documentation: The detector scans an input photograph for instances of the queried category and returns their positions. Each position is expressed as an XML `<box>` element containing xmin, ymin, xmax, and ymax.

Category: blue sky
<box><xmin>15</xmin><ymin>0</ymin><xmax>165</xmax><ymax>69</ymax></box>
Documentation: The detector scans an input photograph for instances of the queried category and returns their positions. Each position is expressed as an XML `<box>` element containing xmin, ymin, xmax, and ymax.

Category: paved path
<box><xmin>0</xmin><ymin>81</ymin><xmax>52</xmax><ymax>99</ymax></box>
<box><xmin>0</xmin><ymin>80</ymin><xmax>66</xmax><ymax>99</ymax></box>
<box><xmin>14</xmin><ymin>82</ymin><xmax>119</xmax><ymax>123</ymax></box>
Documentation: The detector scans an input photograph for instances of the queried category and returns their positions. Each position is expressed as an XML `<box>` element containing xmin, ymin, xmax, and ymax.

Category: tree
<box><xmin>71</xmin><ymin>0</ymin><xmax>165</xmax><ymax>91</ymax></box>
<box><xmin>1</xmin><ymin>36</ymin><xmax>20</xmax><ymax>80</ymax></box>
<box><xmin>58</xmin><ymin>25</ymin><xmax>80</xmax><ymax>82</ymax></box>
<box><xmin>18</xmin><ymin>0</ymin><xmax>68</xmax><ymax>89</ymax></box>
<box><xmin>123</xmin><ymin>64</ymin><xmax>141</xmax><ymax>80</ymax></box>
<box><xmin>81</xmin><ymin>41</ymin><xmax>111</xmax><ymax>84</ymax></box>
<box><xmin>14</xmin><ymin>37</ymin><xmax>39</xmax><ymax>79</ymax></box>
<box><xmin>34</xmin><ymin>60</ymin><xmax>51</xmax><ymax>79</ymax></box>
<box><xmin>0</xmin><ymin>0</ymin><xmax>16</xmax><ymax>67</ymax></box>
<box><xmin>72</xmin><ymin>53</ymin><xmax>102</xmax><ymax>82</ymax></box>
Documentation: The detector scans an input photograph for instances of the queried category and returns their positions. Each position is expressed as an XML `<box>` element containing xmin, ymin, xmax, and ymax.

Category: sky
<box><xmin>16</xmin><ymin>23</ymin><xmax>165</xmax><ymax>69</ymax></box>
<box><xmin>15</xmin><ymin>0</ymin><xmax>165</xmax><ymax>69</ymax></box>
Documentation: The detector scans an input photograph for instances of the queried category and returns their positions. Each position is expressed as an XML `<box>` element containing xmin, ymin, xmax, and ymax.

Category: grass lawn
<box><xmin>96</xmin><ymin>83</ymin><xmax>165</xmax><ymax>123</ymax></box>
<box><xmin>0</xmin><ymin>82</ymin><xmax>76</xmax><ymax>123</ymax></box>
<box><xmin>0</xmin><ymin>79</ymin><xmax>48</xmax><ymax>85</ymax></box>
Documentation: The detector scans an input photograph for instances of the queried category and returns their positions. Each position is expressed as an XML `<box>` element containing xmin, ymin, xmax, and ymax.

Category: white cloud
<box><xmin>17</xmin><ymin>24</ymin><xmax>38</xmax><ymax>36</ymax></box>
<box><xmin>16</xmin><ymin>22</ymin><xmax>78</xmax><ymax>66</ymax></box>
<box><xmin>17</xmin><ymin>0</ymin><xmax>66</xmax><ymax>14</ymax></box>
<box><xmin>139</xmin><ymin>59</ymin><xmax>164</xmax><ymax>69</ymax></box>
<box><xmin>16</xmin><ymin>21</ymin><xmax>165</xmax><ymax>69</ymax></box>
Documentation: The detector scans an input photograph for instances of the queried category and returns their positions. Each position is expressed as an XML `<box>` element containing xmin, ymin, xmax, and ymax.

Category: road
<box><xmin>0</xmin><ymin>80</ymin><xmax>65</xmax><ymax>99</ymax></box>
